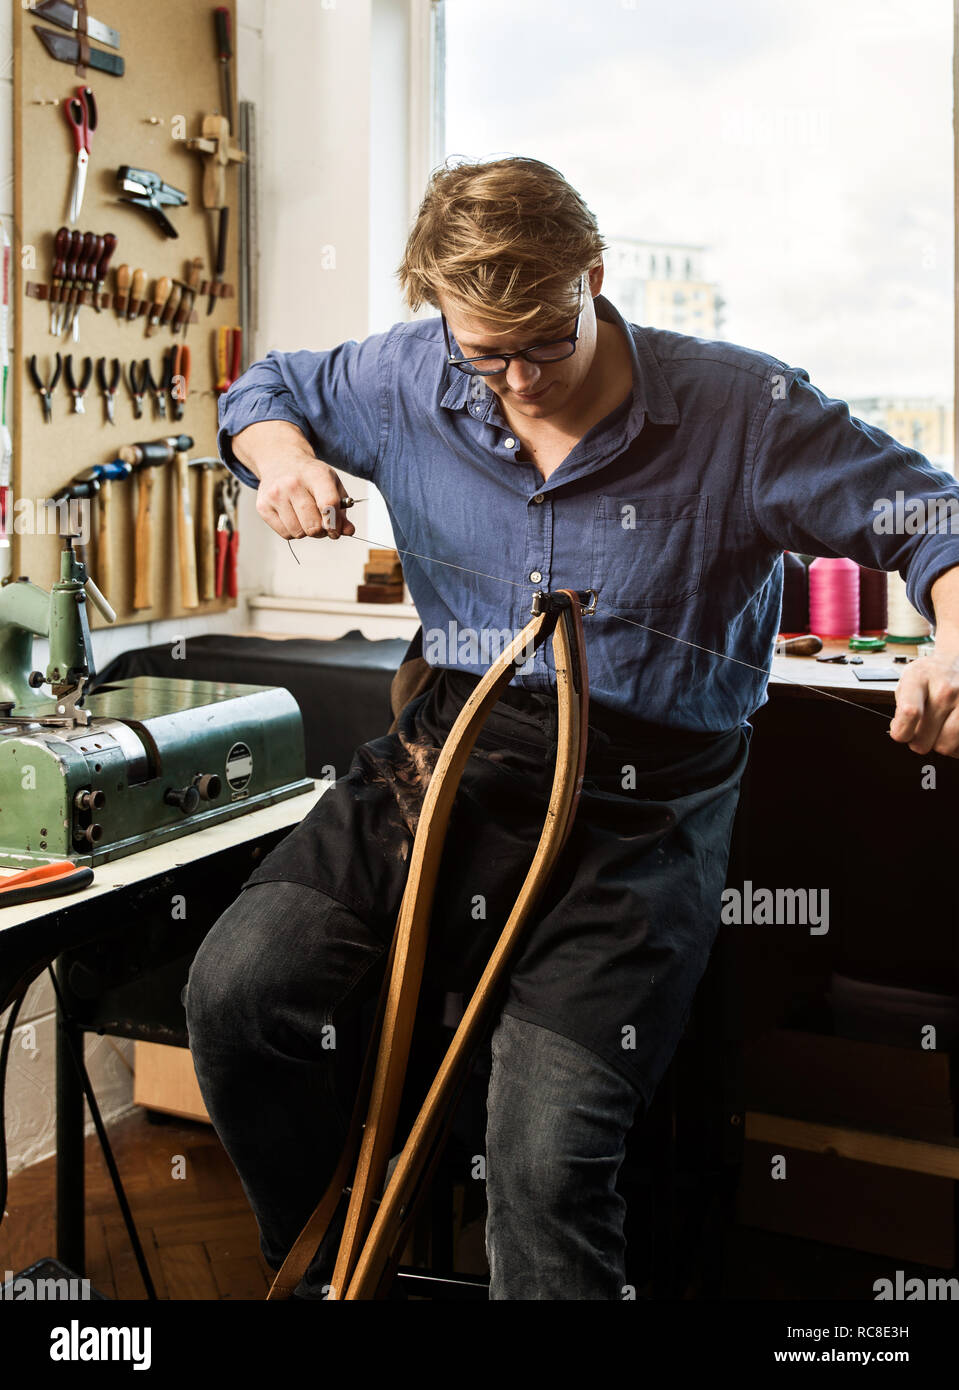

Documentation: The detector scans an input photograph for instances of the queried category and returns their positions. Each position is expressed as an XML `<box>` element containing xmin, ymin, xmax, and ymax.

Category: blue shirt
<box><xmin>218</xmin><ymin>295</ymin><xmax>959</xmax><ymax>733</ymax></box>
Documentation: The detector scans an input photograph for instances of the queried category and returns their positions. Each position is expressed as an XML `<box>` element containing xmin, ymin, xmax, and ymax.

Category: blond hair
<box><xmin>398</xmin><ymin>156</ymin><xmax>607</xmax><ymax>333</ymax></box>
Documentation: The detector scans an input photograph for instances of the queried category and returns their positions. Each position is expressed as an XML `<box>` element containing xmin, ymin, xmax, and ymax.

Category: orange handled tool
<box><xmin>0</xmin><ymin>860</ymin><xmax>94</xmax><ymax>906</ymax></box>
<box><xmin>215</xmin><ymin>325</ymin><xmax>242</xmax><ymax>394</ymax></box>
<box><xmin>215</xmin><ymin>475</ymin><xmax>239</xmax><ymax>599</ymax></box>
<box><xmin>170</xmin><ymin>343</ymin><xmax>191</xmax><ymax>421</ymax></box>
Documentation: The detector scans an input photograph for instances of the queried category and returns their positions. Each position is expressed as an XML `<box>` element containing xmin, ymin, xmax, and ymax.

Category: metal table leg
<box><xmin>55</xmin><ymin>964</ymin><xmax>85</xmax><ymax>1274</ymax></box>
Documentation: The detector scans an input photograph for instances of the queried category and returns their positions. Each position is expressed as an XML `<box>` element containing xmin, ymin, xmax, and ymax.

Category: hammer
<box><xmin>72</xmin><ymin>460</ymin><xmax>132</xmax><ymax>606</ymax></box>
<box><xmin>190</xmin><ymin>458</ymin><xmax>222</xmax><ymax>601</ymax></box>
<box><xmin>118</xmin><ymin>435</ymin><xmax>194</xmax><ymax>610</ymax></box>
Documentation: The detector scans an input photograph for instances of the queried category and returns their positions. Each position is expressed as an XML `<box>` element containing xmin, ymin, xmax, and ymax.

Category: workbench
<box><xmin>0</xmin><ymin>785</ymin><xmax>325</xmax><ymax>1278</ymax></box>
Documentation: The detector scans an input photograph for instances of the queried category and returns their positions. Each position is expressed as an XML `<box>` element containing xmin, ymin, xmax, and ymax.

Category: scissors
<box><xmin>64</xmin><ymin>85</ymin><xmax>98</xmax><ymax>224</ymax></box>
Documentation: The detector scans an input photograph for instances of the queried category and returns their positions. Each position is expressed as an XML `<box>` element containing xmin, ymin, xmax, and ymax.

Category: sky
<box><xmin>443</xmin><ymin>0</ymin><xmax>953</xmax><ymax>403</ymax></box>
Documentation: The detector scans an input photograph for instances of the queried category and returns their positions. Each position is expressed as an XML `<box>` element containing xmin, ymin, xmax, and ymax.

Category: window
<box><xmin>437</xmin><ymin>0</ymin><xmax>955</xmax><ymax>469</ymax></box>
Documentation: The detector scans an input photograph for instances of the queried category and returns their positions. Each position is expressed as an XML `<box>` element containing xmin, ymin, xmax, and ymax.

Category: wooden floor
<box><xmin>0</xmin><ymin>1108</ymin><xmax>277</xmax><ymax>1300</ymax></box>
<box><xmin>4</xmin><ymin>1104</ymin><xmax>932</xmax><ymax>1301</ymax></box>
<box><xmin>0</xmin><ymin>1105</ymin><xmax>490</xmax><ymax>1300</ymax></box>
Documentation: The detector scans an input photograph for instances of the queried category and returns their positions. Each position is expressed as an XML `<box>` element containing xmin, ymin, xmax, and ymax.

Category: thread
<box><xmin>857</xmin><ymin>566</ymin><xmax>888</xmax><ymax>636</ymax></box>
<box><xmin>808</xmin><ymin>557</ymin><xmax>859</xmax><ymax>638</ymax></box>
<box><xmin>779</xmin><ymin>551</ymin><xmax>809</xmax><ymax>636</ymax></box>
<box><xmin>886</xmin><ymin>570</ymin><xmax>932</xmax><ymax>642</ymax></box>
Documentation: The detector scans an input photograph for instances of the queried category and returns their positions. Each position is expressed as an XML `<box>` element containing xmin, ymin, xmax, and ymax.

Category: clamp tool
<box><xmin>215</xmin><ymin>475</ymin><xmax>239</xmax><ymax>598</ymax></box>
<box><xmin>116</xmin><ymin>166</ymin><xmax>187</xmax><ymax>239</ymax></box>
<box><xmin>64</xmin><ymin>354</ymin><xmax>93</xmax><ymax>414</ymax></box>
<box><xmin>96</xmin><ymin>356</ymin><xmax>121</xmax><ymax>425</ymax></box>
<box><xmin>28</xmin><ymin>352</ymin><xmax>62</xmax><ymax>423</ymax></box>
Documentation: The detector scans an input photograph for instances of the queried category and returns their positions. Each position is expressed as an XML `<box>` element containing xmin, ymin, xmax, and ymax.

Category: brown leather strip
<box><xmin>345</xmin><ymin>596</ymin><xmax>588</xmax><ymax>1299</ymax></box>
<box><xmin>328</xmin><ymin>611</ymin><xmax>554</xmax><ymax>1299</ymax></box>
<box><xmin>266</xmin><ymin>594</ymin><xmax>589</xmax><ymax>1302</ymax></box>
<box><xmin>75</xmin><ymin>0</ymin><xmax>89</xmax><ymax>78</ymax></box>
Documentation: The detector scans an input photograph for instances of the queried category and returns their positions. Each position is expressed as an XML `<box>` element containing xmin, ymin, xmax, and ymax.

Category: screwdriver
<box><xmin>66</xmin><ymin>232</ymin><xmax>102</xmax><ymax>340</ymax></box>
<box><xmin>49</xmin><ymin>226</ymin><xmax>70</xmax><ymax>335</ymax></box>
<box><xmin>114</xmin><ymin>262</ymin><xmax>131</xmax><ymax>319</ymax></box>
<box><xmin>208</xmin><ymin>205</ymin><xmax>228</xmax><ymax>315</ymax></box>
<box><xmin>146</xmin><ymin>276</ymin><xmax>173</xmax><ymax>336</ymax></box>
<box><xmin>92</xmin><ymin>232</ymin><xmax>117</xmax><ymax>313</ymax></box>
<box><xmin>159</xmin><ymin>280</ymin><xmax>182</xmax><ymax>332</ymax></box>
<box><xmin>55</xmin><ymin>229</ymin><xmax>83</xmax><ymax>335</ymax></box>
<box><xmin>173</xmin><ymin>257</ymin><xmax>203</xmax><ymax>336</ymax></box>
<box><xmin>170</xmin><ymin>343</ymin><xmax>191</xmax><ymax>420</ymax></box>
<box><xmin>127</xmin><ymin>267</ymin><xmax>148</xmax><ymax>323</ymax></box>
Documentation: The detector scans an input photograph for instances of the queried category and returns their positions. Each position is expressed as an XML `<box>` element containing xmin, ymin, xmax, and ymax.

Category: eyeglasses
<box><xmin>442</xmin><ymin>276</ymin><xmax>585</xmax><ymax>377</ymax></box>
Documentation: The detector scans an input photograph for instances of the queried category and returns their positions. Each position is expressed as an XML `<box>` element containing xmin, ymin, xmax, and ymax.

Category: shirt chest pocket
<box><xmin>590</xmin><ymin>494</ymin><xmax>708</xmax><ymax>612</ymax></box>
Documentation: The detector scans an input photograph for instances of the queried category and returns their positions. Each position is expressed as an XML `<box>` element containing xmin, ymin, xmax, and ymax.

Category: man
<box><xmin>186</xmin><ymin>156</ymin><xmax>959</xmax><ymax>1301</ymax></box>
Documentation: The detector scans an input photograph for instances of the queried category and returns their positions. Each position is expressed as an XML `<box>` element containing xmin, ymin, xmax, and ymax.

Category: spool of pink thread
<box><xmin>808</xmin><ymin>557</ymin><xmax>860</xmax><ymax>638</ymax></box>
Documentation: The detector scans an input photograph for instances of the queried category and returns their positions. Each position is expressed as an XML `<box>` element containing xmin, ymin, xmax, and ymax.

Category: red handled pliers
<box><xmin>215</xmin><ymin>475</ymin><xmax>239</xmax><ymax>598</ymax></box>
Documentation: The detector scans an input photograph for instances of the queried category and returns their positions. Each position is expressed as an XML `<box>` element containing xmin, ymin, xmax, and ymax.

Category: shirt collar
<box><xmin>438</xmin><ymin>293</ymin><xmax>679</xmax><ymax>430</ymax></box>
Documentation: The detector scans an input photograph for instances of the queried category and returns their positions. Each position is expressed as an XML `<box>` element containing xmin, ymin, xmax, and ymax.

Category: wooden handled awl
<box><xmin>119</xmin><ymin>436</ymin><xmax>195</xmax><ymax>610</ymax></box>
<box><xmin>175</xmin><ymin>450</ymin><xmax>200</xmax><ymax>609</ymax></box>
<box><xmin>190</xmin><ymin>458</ymin><xmax>221</xmax><ymax>601</ymax></box>
<box><xmin>775</xmin><ymin>634</ymin><xmax>823</xmax><ymax>657</ymax></box>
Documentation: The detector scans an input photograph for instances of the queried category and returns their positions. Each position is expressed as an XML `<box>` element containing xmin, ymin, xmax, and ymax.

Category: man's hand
<box><xmin>889</xmin><ymin>647</ymin><xmax>959</xmax><ymax>756</ymax></box>
<box><xmin>231</xmin><ymin>420</ymin><xmax>356</xmax><ymax>541</ymax></box>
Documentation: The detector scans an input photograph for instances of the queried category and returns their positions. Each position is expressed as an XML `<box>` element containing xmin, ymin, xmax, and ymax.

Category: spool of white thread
<box><xmin>886</xmin><ymin>570</ymin><xmax>932</xmax><ymax>642</ymax></box>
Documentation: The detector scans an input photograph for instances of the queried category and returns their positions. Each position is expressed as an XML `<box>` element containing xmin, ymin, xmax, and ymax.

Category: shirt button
<box><xmin>532</xmin><ymin>494</ymin><xmax>544</xmax><ymax>504</ymax></box>
<box><xmin>504</xmin><ymin>436</ymin><xmax>516</xmax><ymax>448</ymax></box>
<box><xmin>529</xmin><ymin>570</ymin><xmax>543</xmax><ymax>583</ymax></box>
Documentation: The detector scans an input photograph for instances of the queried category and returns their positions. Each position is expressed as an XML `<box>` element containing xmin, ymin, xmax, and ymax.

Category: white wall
<box><xmin>252</xmin><ymin>0</ymin><xmax>428</xmax><ymax>603</ymax></box>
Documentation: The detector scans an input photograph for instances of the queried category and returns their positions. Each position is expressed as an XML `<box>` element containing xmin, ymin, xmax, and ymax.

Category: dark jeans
<box><xmin>184</xmin><ymin>880</ymin><xmax>644</xmax><ymax>1300</ymax></box>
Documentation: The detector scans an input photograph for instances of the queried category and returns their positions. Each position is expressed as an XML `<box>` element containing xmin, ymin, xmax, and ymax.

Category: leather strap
<box><xmin>75</xmin><ymin>0</ymin><xmax>89</xmax><ymax>78</ymax></box>
<box><xmin>265</xmin><ymin>591</ymin><xmax>589</xmax><ymax>1301</ymax></box>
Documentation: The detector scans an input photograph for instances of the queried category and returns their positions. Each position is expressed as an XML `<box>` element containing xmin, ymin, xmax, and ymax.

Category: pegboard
<box><xmin>12</xmin><ymin>0</ymin><xmax>243</xmax><ymax>626</ymax></box>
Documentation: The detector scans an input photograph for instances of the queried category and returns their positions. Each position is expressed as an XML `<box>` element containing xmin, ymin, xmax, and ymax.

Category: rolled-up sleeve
<box><xmin>216</xmin><ymin>329</ymin><xmax>392</xmax><ymax>489</ymax></box>
<box><xmin>747</xmin><ymin>367</ymin><xmax>959</xmax><ymax>624</ymax></box>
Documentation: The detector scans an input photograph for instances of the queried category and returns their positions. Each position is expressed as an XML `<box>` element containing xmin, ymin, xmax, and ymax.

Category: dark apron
<box><xmin>244</xmin><ymin>670</ymin><xmax>749</xmax><ymax>1104</ymax></box>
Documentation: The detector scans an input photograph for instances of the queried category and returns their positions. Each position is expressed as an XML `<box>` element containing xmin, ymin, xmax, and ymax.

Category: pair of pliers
<box><xmin>0</xmin><ymin>860</ymin><xmax>94</xmax><ymax>907</ymax></box>
<box><xmin>29</xmin><ymin>352</ymin><xmax>63</xmax><ymax>423</ymax></box>
<box><xmin>127</xmin><ymin>359</ymin><xmax>147</xmax><ymax>419</ymax></box>
<box><xmin>140</xmin><ymin>358</ymin><xmax>166</xmax><ymax>419</ymax></box>
<box><xmin>64</xmin><ymin>354</ymin><xmax>93</xmax><ymax>414</ymax></box>
<box><xmin>96</xmin><ymin>356</ymin><xmax>121</xmax><ymax>425</ymax></box>
<box><xmin>215</xmin><ymin>475</ymin><xmax>239</xmax><ymax>598</ymax></box>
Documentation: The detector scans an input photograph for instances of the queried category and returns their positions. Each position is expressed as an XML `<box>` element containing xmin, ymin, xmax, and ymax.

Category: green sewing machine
<box><xmin>0</xmin><ymin>538</ymin><xmax>314</xmax><ymax>868</ymax></box>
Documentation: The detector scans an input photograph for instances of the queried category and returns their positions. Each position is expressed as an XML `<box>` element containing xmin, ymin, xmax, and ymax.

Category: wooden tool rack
<box><xmin>13</xmin><ymin>0</ymin><xmax>243</xmax><ymax>625</ymax></box>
